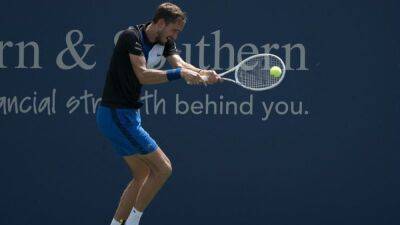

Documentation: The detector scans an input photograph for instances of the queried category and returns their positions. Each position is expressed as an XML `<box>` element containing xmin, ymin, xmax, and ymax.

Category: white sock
<box><xmin>110</xmin><ymin>218</ymin><xmax>122</xmax><ymax>225</ymax></box>
<box><xmin>125</xmin><ymin>207</ymin><xmax>143</xmax><ymax>225</ymax></box>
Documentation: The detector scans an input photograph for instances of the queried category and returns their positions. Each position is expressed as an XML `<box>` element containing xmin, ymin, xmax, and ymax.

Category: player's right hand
<box><xmin>200</xmin><ymin>70</ymin><xmax>221</xmax><ymax>84</ymax></box>
<box><xmin>181</xmin><ymin>68</ymin><xmax>206</xmax><ymax>85</ymax></box>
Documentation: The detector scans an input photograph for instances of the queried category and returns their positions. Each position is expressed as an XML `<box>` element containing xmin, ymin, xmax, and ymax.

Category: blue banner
<box><xmin>1</xmin><ymin>1</ymin><xmax>399</xmax><ymax>225</ymax></box>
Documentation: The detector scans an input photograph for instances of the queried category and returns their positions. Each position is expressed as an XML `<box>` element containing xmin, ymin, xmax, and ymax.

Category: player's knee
<box><xmin>161</xmin><ymin>163</ymin><xmax>172</xmax><ymax>179</ymax></box>
<box><xmin>155</xmin><ymin>162</ymin><xmax>172</xmax><ymax>181</ymax></box>
<box><xmin>164</xmin><ymin>163</ymin><xmax>172</xmax><ymax>178</ymax></box>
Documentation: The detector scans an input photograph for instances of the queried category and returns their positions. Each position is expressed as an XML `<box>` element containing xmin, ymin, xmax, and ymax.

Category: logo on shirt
<box><xmin>147</xmin><ymin>45</ymin><xmax>164</xmax><ymax>68</ymax></box>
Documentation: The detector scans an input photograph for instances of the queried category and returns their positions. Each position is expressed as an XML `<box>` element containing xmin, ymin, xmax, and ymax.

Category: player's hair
<box><xmin>152</xmin><ymin>2</ymin><xmax>186</xmax><ymax>24</ymax></box>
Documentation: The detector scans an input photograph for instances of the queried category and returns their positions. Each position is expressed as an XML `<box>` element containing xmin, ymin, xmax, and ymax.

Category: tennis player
<box><xmin>96</xmin><ymin>2</ymin><xmax>220</xmax><ymax>225</ymax></box>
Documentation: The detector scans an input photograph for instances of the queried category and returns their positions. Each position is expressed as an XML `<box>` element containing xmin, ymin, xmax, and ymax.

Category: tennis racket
<box><xmin>199</xmin><ymin>53</ymin><xmax>286</xmax><ymax>91</ymax></box>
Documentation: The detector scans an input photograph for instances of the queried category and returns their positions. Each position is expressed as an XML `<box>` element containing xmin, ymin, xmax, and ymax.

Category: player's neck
<box><xmin>144</xmin><ymin>23</ymin><xmax>157</xmax><ymax>44</ymax></box>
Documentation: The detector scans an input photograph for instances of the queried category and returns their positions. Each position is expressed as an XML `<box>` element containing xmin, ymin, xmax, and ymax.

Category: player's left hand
<box><xmin>200</xmin><ymin>70</ymin><xmax>221</xmax><ymax>84</ymax></box>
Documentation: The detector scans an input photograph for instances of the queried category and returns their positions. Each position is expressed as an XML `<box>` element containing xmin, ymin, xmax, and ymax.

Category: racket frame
<box><xmin>217</xmin><ymin>53</ymin><xmax>286</xmax><ymax>91</ymax></box>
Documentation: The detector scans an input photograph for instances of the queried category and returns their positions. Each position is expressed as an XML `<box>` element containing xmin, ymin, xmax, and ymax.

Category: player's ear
<box><xmin>157</xmin><ymin>18</ymin><xmax>167</xmax><ymax>29</ymax></box>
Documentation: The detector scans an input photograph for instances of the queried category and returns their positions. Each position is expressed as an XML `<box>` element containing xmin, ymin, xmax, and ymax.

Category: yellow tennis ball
<box><xmin>270</xmin><ymin>66</ymin><xmax>282</xmax><ymax>77</ymax></box>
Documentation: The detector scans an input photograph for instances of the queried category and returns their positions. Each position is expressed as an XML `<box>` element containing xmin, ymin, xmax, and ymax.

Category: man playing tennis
<box><xmin>96</xmin><ymin>2</ymin><xmax>220</xmax><ymax>225</ymax></box>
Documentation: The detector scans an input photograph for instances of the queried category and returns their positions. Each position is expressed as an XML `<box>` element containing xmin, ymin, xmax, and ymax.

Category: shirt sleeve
<box><xmin>163</xmin><ymin>39</ymin><xmax>180</xmax><ymax>57</ymax></box>
<box><xmin>120</xmin><ymin>29</ymin><xmax>144</xmax><ymax>56</ymax></box>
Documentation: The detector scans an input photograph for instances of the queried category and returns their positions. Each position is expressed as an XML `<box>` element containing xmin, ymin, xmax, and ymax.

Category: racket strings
<box><xmin>236</xmin><ymin>55</ymin><xmax>284</xmax><ymax>90</ymax></box>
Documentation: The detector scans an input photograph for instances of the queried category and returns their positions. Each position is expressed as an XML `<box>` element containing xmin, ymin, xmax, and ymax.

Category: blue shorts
<box><xmin>96</xmin><ymin>105</ymin><xmax>158</xmax><ymax>156</ymax></box>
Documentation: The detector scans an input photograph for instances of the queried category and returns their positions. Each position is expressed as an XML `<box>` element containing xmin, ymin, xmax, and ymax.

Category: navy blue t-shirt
<box><xmin>101</xmin><ymin>23</ymin><xmax>179</xmax><ymax>108</ymax></box>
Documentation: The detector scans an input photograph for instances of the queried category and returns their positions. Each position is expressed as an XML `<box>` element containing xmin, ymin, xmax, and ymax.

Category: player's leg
<box><xmin>97</xmin><ymin>106</ymin><xmax>171</xmax><ymax>225</ymax></box>
<box><xmin>96</xmin><ymin>106</ymin><xmax>151</xmax><ymax>225</ymax></box>
<box><xmin>112</xmin><ymin>155</ymin><xmax>150</xmax><ymax>222</ymax></box>
<box><xmin>134</xmin><ymin>147</ymin><xmax>172</xmax><ymax>211</ymax></box>
<box><xmin>122</xmin><ymin>148</ymin><xmax>172</xmax><ymax>225</ymax></box>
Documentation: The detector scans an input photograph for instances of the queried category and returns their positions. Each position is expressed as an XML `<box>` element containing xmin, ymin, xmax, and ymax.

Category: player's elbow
<box><xmin>136</xmin><ymin>69</ymin><xmax>164</xmax><ymax>85</ymax></box>
<box><xmin>133</xmin><ymin>68</ymin><xmax>148</xmax><ymax>85</ymax></box>
<box><xmin>135</xmin><ymin>71</ymin><xmax>150</xmax><ymax>85</ymax></box>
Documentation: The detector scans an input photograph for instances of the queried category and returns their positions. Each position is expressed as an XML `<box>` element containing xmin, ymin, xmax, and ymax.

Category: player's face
<box><xmin>156</xmin><ymin>18</ymin><xmax>185</xmax><ymax>44</ymax></box>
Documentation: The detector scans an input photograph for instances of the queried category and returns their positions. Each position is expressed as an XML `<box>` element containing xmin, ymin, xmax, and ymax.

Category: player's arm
<box><xmin>129</xmin><ymin>54</ymin><xmax>203</xmax><ymax>85</ymax></box>
<box><xmin>129</xmin><ymin>54</ymin><xmax>168</xmax><ymax>84</ymax></box>
<box><xmin>167</xmin><ymin>54</ymin><xmax>201</xmax><ymax>73</ymax></box>
<box><xmin>167</xmin><ymin>54</ymin><xmax>221</xmax><ymax>84</ymax></box>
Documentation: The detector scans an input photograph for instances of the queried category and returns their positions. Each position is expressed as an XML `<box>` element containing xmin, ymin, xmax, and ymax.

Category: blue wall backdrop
<box><xmin>1</xmin><ymin>1</ymin><xmax>399</xmax><ymax>225</ymax></box>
